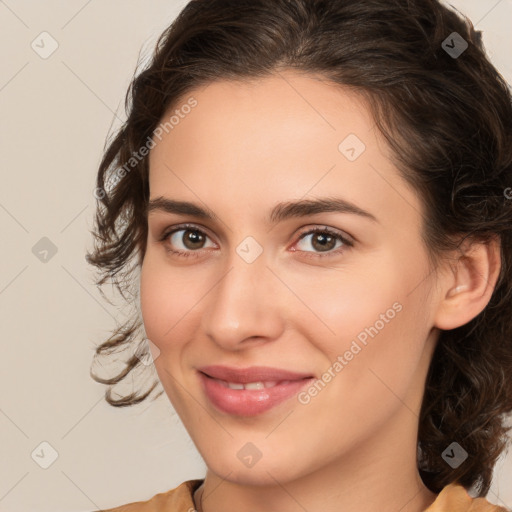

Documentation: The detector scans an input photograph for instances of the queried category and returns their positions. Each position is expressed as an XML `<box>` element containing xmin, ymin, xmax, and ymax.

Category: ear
<box><xmin>433</xmin><ymin>235</ymin><xmax>501</xmax><ymax>330</ymax></box>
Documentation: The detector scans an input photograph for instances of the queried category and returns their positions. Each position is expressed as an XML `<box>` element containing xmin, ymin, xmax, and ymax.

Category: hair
<box><xmin>86</xmin><ymin>0</ymin><xmax>512</xmax><ymax>498</ymax></box>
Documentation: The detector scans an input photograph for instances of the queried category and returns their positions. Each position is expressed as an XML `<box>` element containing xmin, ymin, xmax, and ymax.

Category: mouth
<box><xmin>197</xmin><ymin>365</ymin><xmax>315</xmax><ymax>416</ymax></box>
<box><xmin>206</xmin><ymin>378</ymin><xmax>294</xmax><ymax>390</ymax></box>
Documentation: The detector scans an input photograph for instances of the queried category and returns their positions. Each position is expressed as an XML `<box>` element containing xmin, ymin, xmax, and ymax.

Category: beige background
<box><xmin>0</xmin><ymin>1</ymin><xmax>511</xmax><ymax>511</ymax></box>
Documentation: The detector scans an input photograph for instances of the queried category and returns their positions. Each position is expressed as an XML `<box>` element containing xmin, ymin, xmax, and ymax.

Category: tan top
<box><xmin>99</xmin><ymin>479</ymin><xmax>509</xmax><ymax>512</ymax></box>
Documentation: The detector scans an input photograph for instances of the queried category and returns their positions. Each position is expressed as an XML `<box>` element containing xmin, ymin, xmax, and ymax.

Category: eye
<box><xmin>159</xmin><ymin>224</ymin><xmax>215</xmax><ymax>258</ymax></box>
<box><xmin>292</xmin><ymin>226</ymin><xmax>353</xmax><ymax>258</ymax></box>
<box><xmin>158</xmin><ymin>224</ymin><xmax>354</xmax><ymax>260</ymax></box>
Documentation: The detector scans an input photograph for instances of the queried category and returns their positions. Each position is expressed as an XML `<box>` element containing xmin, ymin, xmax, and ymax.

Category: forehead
<box><xmin>151</xmin><ymin>70</ymin><xmax>378</xmax><ymax>162</ymax></box>
<box><xmin>147</xmin><ymin>70</ymin><xmax>422</xmax><ymax>229</ymax></box>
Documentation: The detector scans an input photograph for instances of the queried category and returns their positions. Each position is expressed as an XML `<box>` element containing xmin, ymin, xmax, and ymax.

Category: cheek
<box><xmin>295</xmin><ymin>277</ymin><xmax>429</xmax><ymax>439</ymax></box>
<box><xmin>295</xmin><ymin>248</ymin><xmax>430</xmax><ymax>375</ymax></box>
<box><xmin>139</xmin><ymin>256</ymin><xmax>190</xmax><ymax>347</ymax></box>
<box><xmin>287</xmin><ymin>264</ymin><xmax>401</xmax><ymax>347</ymax></box>
<box><xmin>139</xmin><ymin>254</ymin><xmax>215</xmax><ymax>359</ymax></box>
<box><xmin>139</xmin><ymin>260</ymin><xmax>163</xmax><ymax>337</ymax></box>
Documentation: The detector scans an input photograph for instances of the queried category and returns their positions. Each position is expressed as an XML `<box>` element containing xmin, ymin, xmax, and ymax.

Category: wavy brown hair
<box><xmin>86</xmin><ymin>0</ymin><xmax>512</xmax><ymax>498</ymax></box>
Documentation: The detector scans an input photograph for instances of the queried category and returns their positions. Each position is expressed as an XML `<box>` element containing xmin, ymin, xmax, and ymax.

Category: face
<box><xmin>140</xmin><ymin>70</ymin><xmax>442</xmax><ymax>486</ymax></box>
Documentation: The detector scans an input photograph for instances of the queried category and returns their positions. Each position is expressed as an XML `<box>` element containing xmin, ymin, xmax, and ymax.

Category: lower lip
<box><xmin>199</xmin><ymin>372</ymin><xmax>314</xmax><ymax>416</ymax></box>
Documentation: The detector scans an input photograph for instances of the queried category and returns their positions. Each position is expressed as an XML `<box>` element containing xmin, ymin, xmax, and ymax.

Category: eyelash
<box><xmin>158</xmin><ymin>223</ymin><xmax>354</xmax><ymax>260</ymax></box>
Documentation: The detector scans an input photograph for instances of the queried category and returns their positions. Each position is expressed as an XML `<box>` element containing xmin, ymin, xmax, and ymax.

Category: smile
<box><xmin>212</xmin><ymin>378</ymin><xmax>291</xmax><ymax>390</ymax></box>
<box><xmin>197</xmin><ymin>366</ymin><xmax>314</xmax><ymax>416</ymax></box>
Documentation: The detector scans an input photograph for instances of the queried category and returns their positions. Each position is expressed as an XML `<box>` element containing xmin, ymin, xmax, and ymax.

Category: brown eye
<box><xmin>311</xmin><ymin>232</ymin><xmax>337</xmax><ymax>252</ymax></box>
<box><xmin>294</xmin><ymin>227</ymin><xmax>353</xmax><ymax>257</ymax></box>
<box><xmin>179</xmin><ymin>229</ymin><xmax>207</xmax><ymax>250</ymax></box>
<box><xmin>160</xmin><ymin>224</ymin><xmax>216</xmax><ymax>257</ymax></box>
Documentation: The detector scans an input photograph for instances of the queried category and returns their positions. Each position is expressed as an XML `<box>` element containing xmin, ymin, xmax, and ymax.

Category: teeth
<box><xmin>214</xmin><ymin>378</ymin><xmax>285</xmax><ymax>390</ymax></box>
<box><xmin>244</xmin><ymin>382</ymin><xmax>265</xmax><ymax>390</ymax></box>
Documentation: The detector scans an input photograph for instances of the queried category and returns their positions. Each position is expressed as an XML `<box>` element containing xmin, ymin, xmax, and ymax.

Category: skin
<box><xmin>139</xmin><ymin>69</ymin><xmax>501</xmax><ymax>512</ymax></box>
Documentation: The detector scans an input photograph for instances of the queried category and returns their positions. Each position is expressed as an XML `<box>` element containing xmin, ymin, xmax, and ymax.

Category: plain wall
<box><xmin>0</xmin><ymin>1</ymin><xmax>511</xmax><ymax>510</ymax></box>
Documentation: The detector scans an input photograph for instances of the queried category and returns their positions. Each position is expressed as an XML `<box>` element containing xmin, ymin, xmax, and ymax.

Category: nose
<box><xmin>200</xmin><ymin>249</ymin><xmax>285</xmax><ymax>351</ymax></box>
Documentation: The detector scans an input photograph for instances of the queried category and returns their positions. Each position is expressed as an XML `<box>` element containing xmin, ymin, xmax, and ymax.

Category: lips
<box><xmin>198</xmin><ymin>365</ymin><xmax>315</xmax><ymax>416</ymax></box>
<box><xmin>198</xmin><ymin>365</ymin><xmax>314</xmax><ymax>383</ymax></box>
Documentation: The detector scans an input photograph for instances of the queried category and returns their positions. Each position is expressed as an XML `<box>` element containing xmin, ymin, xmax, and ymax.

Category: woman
<box><xmin>86</xmin><ymin>0</ymin><xmax>512</xmax><ymax>510</ymax></box>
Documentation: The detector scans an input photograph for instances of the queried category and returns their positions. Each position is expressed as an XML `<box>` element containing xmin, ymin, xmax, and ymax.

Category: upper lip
<box><xmin>198</xmin><ymin>365</ymin><xmax>314</xmax><ymax>383</ymax></box>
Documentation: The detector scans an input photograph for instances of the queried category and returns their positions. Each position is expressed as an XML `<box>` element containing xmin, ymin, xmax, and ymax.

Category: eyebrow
<box><xmin>146</xmin><ymin>196</ymin><xmax>378</xmax><ymax>224</ymax></box>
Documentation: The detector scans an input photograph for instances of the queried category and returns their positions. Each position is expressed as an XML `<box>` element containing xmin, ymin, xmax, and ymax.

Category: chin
<box><xmin>204</xmin><ymin>453</ymin><xmax>309</xmax><ymax>487</ymax></box>
<box><xmin>217</xmin><ymin>468</ymin><xmax>289</xmax><ymax>487</ymax></box>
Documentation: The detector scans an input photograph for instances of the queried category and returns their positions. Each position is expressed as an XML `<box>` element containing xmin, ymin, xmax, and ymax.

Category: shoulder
<box><xmin>425</xmin><ymin>483</ymin><xmax>509</xmax><ymax>512</ymax></box>
<box><xmin>97</xmin><ymin>479</ymin><xmax>204</xmax><ymax>512</ymax></box>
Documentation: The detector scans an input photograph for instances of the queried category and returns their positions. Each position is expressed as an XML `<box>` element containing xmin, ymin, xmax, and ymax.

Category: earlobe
<box><xmin>433</xmin><ymin>236</ymin><xmax>501</xmax><ymax>331</ymax></box>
